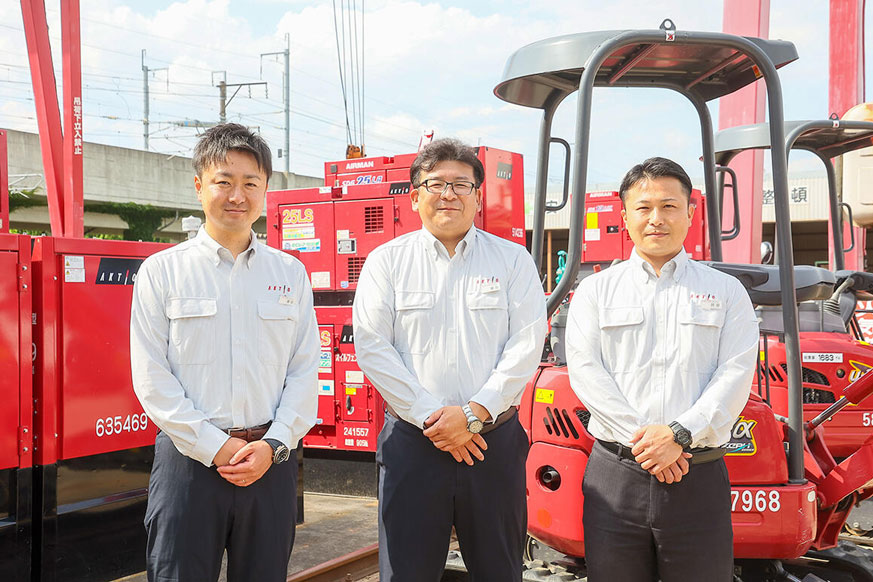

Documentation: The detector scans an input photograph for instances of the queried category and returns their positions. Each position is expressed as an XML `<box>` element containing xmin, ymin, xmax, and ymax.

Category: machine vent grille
<box><xmin>576</xmin><ymin>409</ymin><xmax>591</xmax><ymax>429</ymax></box>
<box><xmin>803</xmin><ymin>388</ymin><xmax>836</xmax><ymax>404</ymax></box>
<box><xmin>364</xmin><ymin>206</ymin><xmax>384</xmax><ymax>233</ymax></box>
<box><xmin>779</xmin><ymin>363</ymin><xmax>830</xmax><ymax>386</ymax></box>
<box><xmin>768</xmin><ymin>365</ymin><xmax>785</xmax><ymax>382</ymax></box>
<box><xmin>347</xmin><ymin>257</ymin><xmax>366</xmax><ymax>283</ymax></box>
<box><xmin>542</xmin><ymin>407</ymin><xmax>580</xmax><ymax>439</ymax></box>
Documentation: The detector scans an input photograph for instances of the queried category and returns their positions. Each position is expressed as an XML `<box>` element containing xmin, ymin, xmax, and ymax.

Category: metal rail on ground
<box><xmin>286</xmin><ymin>543</ymin><xmax>378</xmax><ymax>582</ymax></box>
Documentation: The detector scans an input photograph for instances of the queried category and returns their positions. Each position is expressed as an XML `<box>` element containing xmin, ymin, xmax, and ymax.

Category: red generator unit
<box><xmin>0</xmin><ymin>234</ymin><xmax>32</xmax><ymax>582</ymax></box>
<box><xmin>267</xmin><ymin>146</ymin><xmax>526</xmax><ymax>452</ymax></box>
<box><xmin>30</xmin><ymin>237</ymin><xmax>169</xmax><ymax>582</ymax></box>
<box><xmin>581</xmin><ymin>189</ymin><xmax>708</xmax><ymax>266</ymax></box>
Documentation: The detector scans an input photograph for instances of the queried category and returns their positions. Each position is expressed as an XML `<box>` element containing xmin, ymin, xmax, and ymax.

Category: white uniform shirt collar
<box><xmin>194</xmin><ymin>226</ymin><xmax>258</xmax><ymax>268</ymax></box>
<box><xmin>628</xmin><ymin>245</ymin><xmax>689</xmax><ymax>283</ymax></box>
<box><xmin>419</xmin><ymin>225</ymin><xmax>478</xmax><ymax>260</ymax></box>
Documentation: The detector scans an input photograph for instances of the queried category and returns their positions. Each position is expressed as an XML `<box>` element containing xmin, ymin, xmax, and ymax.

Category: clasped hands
<box><xmin>630</xmin><ymin>424</ymin><xmax>693</xmax><ymax>484</ymax></box>
<box><xmin>212</xmin><ymin>437</ymin><xmax>273</xmax><ymax>487</ymax></box>
<box><xmin>422</xmin><ymin>403</ymin><xmax>490</xmax><ymax>466</ymax></box>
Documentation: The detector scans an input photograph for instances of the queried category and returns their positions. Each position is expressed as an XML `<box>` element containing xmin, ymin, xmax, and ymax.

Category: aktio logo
<box><xmin>96</xmin><ymin>258</ymin><xmax>144</xmax><ymax>285</ymax></box>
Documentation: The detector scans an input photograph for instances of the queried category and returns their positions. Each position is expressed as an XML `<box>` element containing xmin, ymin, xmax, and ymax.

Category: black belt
<box><xmin>386</xmin><ymin>405</ymin><xmax>517</xmax><ymax>435</ymax></box>
<box><xmin>597</xmin><ymin>439</ymin><xmax>726</xmax><ymax>465</ymax></box>
<box><xmin>224</xmin><ymin>421</ymin><xmax>271</xmax><ymax>442</ymax></box>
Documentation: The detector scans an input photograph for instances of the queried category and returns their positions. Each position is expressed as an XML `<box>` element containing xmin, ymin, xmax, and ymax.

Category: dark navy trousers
<box><xmin>582</xmin><ymin>440</ymin><xmax>733</xmax><ymax>582</ymax></box>
<box><xmin>144</xmin><ymin>431</ymin><xmax>297</xmax><ymax>582</ymax></box>
<box><xmin>376</xmin><ymin>410</ymin><xmax>529</xmax><ymax>582</ymax></box>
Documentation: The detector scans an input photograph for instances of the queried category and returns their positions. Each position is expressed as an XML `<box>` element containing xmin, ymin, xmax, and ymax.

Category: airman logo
<box><xmin>722</xmin><ymin>416</ymin><xmax>758</xmax><ymax>456</ymax></box>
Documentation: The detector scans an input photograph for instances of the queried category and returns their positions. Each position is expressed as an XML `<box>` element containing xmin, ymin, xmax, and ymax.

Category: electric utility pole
<box><xmin>141</xmin><ymin>49</ymin><xmax>167</xmax><ymax>151</ymax></box>
<box><xmin>261</xmin><ymin>33</ymin><xmax>291</xmax><ymax>172</ymax></box>
<box><xmin>212</xmin><ymin>71</ymin><xmax>267</xmax><ymax>124</ymax></box>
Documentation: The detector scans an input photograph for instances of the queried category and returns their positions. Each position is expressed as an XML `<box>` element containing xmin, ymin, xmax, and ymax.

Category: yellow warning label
<box><xmin>759</xmin><ymin>351</ymin><xmax>766</xmax><ymax>361</ymax></box>
<box><xmin>586</xmin><ymin>213</ymin><xmax>599</xmax><ymax>229</ymax></box>
<box><xmin>345</xmin><ymin>387</ymin><xmax>357</xmax><ymax>395</ymax></box>
<box><xmin>535</xmin><ymin>389</ymin><xmax>554</xmax><ymax>404</ymax></box>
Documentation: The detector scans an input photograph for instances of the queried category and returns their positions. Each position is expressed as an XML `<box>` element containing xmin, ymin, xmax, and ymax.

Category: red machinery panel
<box><xmin>334</xmin><ymin>198</ymin><xmax>394</xmax><ymax>291</ymax></box>
<box><xmin>0</xmin><ymin>234</ymin><xmax>32</xmax><ymax>471</ymax></box>
<box><xmin>686</xmin><ymin>191</ymin><xmax>708</xmax><ymax>259</ymax></box>
<box><xmin>478</xmin><ymin>147</ymin><xmax>526</xmax><ymax>245</ymax></box>
<box><xmin>305</xmin><ymin>306</ymin><xmax>384</xmax><ymax>452</ymax></box>
<box><xmin>325</xmin><ymin>153</ymin><xmax>417</xmax><ymax>188</ymax></box>
<box><xmin>582</xmin><ymin>189</ymin><xmax>707</xmax><ymax>263</ymax></box>
<box><xmin>32</xmin><ymin>237</ymin><xmax>169</xmax><ymax>464</ymax></box>
<box><xmin>581</xmin><ymin>191</ymin><xmax>624</xmax><ymax>263</ymax></box>
<box><xmin>0</xmin><ymin>130</ymin><xmax>9</xmax><ymax>234</ymax></box>
<box><xmin>276</xmin><ymin>199</ymin><xmax>336</xmax><ymax>291</ymax></box>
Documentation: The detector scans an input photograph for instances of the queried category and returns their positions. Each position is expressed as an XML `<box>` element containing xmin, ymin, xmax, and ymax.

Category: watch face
<box><xmin>678</xmin><ymin>429</ymin><xmax>691</xmax><ymax>447</ymax></box>
<box><xmin>469</xmin><ymin>420</ymin><xmax>484</xmax><ymax>434</ymax></box>
<box><xmin>275</xmin><ymin>446</ymin><xmax>290</xmax><ymax>464</ymax></box>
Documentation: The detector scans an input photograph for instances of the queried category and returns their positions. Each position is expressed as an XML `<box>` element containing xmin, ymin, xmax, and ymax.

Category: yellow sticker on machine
<box><xmin>586</xmin><ymin>213</ymin><xmax>599</xmax><ymax>229</ymax></box>
<box><xmin>535</xmin><ymin>389</ymin><xmax>554</xmax><ymax>404</ymax></box>
<box><xmin>345</xmin><ymin>386</ymin><xmax>357</xmax><ymax>395</ymax></box>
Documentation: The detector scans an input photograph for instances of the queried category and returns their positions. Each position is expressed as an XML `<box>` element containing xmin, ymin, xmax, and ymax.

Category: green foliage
<box><xmin>86</xmin><ymin>201</ymin><xmax>178</xmax><ymax>242</ymax></box>
<box><xmin>7</xmin><ymin>187</ymin><xmax>177</xmax><ymax>241</ymax></box>
<box><xmin>8</xmin><ymin>188</ymin><xmax>45</xmax><ymax>212</ymax></box>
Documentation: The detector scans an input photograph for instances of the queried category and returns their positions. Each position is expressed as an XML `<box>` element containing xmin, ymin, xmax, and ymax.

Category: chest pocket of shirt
<box><xmin>395</xmin><ymin>291</ymin><xmax>434</xmax><ymax>354</ymax></box>
<box><xmin>167</xmin><ymin>297</ymin><xmax>218</xmax><ymax>365</ymax></box>
<box><xmin>678</xmin><ymin>305</ymin><xmax>726</xmax><ymax>372</ymax></box>
<box><xmin>257</xmin><ymin>300</ymin><xmax>298</xmax><ymax>366</ymax></box>
<box><xmin>467</xmin><ymin>291</ymin><xmax>509</xmax><ymax>356</ymax></box>
<box><xmin>599</xmin><ymin>306</ymin><xmax>644</xmax><ymax>372</ymax></box>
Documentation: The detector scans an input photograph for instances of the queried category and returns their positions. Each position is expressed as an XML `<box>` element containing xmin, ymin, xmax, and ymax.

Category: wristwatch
<box><xmin>668</xmin><ymin>422</ymin><xmax>693</xmax><ymax>449</ymax></box>
<box><xmin>264</xmin><ymin>438</ymin><xmax>290</xmax><ymax>464</ymax></box>
<box><xmin>463</xmin><ymin>404</ymin><xmax>484</xmax><ymax>434</ymax></box>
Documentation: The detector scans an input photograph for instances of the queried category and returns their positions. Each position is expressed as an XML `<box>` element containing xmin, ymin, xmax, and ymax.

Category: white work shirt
<box><xmin>565</xmin><ymin>248</ymin><xmax>758</xmax><ymax>448</ymax></box>
<box><xmin>130</xmin><ymin>227</ymin><xmax>319</xmax><ymax>466</ymax></box>
<box><xmin>353</xmin><ymin>227</ymin><xmax>547</xmax><ymax>428</ymax></box>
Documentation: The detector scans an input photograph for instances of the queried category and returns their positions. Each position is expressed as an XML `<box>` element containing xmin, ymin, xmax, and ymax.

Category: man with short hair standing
<box><xmin>131</xmin><ymin>123</ymin><xmax>319</xmax><ymax>582</ymax></box>
<box><xmin>353</xmin><ymin>138</ymin><xmax>547</xmax><ymax>581</ymax></box>
<box><xmin>565</xmin><ymin>157</ymin><xmax>758</xmax><ymax>581</ymax></box>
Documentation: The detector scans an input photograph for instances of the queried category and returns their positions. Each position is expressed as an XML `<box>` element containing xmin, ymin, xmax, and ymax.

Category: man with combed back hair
<box><xmin>131</xmin><ymin>123</ymin><xmax>319</xmax><ymax>582</ymax></box>
<box><xmin>353</xmin><ymin>138</ymin><xmax>547</xmax><ymax>581</ymax></box>
<box><xmin>566</xmin><ymin>157</ymin><xmax>758</xmax><ymax>581</ymax></box>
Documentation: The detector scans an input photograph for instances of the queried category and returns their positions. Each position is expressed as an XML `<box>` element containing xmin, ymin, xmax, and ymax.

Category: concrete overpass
<box><xmin>6</xmin><ymin>129</ymin><xmax>323</xmax><ymax>241</ymax></box>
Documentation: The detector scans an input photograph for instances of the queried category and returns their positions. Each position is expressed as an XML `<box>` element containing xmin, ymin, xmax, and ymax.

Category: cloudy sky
<box><xmin>0</xmin><ymin>0</ymin><xmax>869</xmax><ymax>191</ymax></box>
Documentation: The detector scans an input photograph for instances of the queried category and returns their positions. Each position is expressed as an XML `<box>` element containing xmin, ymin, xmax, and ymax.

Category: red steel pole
<box><xmin>19</xmin><ymin>0</ymin><xmax>65</xmax><ymax>236</ymax></box>
<box><xmin>829</xmin><ymin>0</ymin><xmax>866</xmax><ymax>271</ymax></box>
<box><xmin>719</xmin><ymin>0</ymin><xmax>770</xmax><ymax>264</ymax></box>
<box><xmin>61</xmin><ymin>0</ymin><xmax>84</xmax><ymax>238</ymax></box>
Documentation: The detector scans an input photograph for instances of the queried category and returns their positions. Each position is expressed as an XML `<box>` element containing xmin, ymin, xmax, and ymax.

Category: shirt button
<box><xmin>233</xmin><ymin>305</ymin><xmax>240</xmax><ymax>310</ymax></box>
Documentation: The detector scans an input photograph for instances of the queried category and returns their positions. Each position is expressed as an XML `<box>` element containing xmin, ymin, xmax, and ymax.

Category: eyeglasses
<box><xmin>418</xmin><ymin>179</ymin><xmax>477</xmax><ymax>196</ymax></box>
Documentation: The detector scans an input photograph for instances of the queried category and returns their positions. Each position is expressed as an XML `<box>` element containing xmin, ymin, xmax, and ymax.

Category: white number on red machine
<box><xmin>730</xmin><ymin>489</ymin><xmax>781</xmax><ymax>512</ymax></box>
<box><xmin>95</xmin><ymin>413</ymin><xmax>149</xmax><ymax>437</ymax></box>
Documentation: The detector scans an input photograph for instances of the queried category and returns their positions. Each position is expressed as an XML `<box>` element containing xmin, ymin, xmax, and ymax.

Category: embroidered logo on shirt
<box><xmin>689</xmin><ymin>292</ymin><xmax>722</xmax><ymax>310</ymax></box>
<box><xmin>476</xmin><ymin>276</ymin><xmax>501</xmax><ymax>293</ymax></box>
<box><xmin>266</xmin><ymin>284</ymin><xmax>293</xmax><ymax>293</ymax></box>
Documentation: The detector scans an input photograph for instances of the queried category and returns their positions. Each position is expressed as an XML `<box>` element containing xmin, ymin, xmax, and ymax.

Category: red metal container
<box><xmin>0</xmin><ymin>233</ymin><xmax>33</xmax><ymax>581</ymax></box>
<box><xmin>30</xmin><ymin>237</ymin><xmax>168</xmax><ymax>581</ymax></box>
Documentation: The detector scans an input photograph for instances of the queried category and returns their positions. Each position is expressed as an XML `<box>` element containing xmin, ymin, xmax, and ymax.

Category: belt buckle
<box><xmin>226</xmin><ymin>426</ymin><xmax>245</xmax><ymax>434</ymax></box>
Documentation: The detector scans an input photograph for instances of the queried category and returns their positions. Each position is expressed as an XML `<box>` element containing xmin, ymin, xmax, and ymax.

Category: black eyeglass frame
<box><xmin>416</xmin><ymin>178</ymin><xmax>479</xmax><ymax>196</ymax></box>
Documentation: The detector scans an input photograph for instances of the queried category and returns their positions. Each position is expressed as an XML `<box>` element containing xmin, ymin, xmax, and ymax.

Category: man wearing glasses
<box><xmin>353</xmin><ymin>138</ymin><xmax>546</xmax><ymax>581</ymax></box>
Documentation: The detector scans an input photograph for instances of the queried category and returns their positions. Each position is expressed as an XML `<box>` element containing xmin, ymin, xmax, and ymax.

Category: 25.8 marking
<box><xmin>731</xmin><ymin>489</ymin><xmax>781</xmax><ymax>512</ymax></box>
<box><xmin>96</xmin><ymin>413</ymin><xmax>149</xmax><ymax>437</ymax></box>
